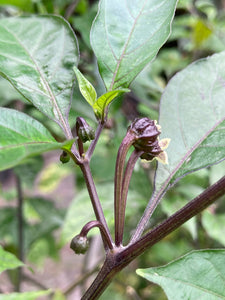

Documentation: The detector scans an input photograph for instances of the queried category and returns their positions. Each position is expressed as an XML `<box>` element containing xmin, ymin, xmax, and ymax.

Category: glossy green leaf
<box><xmin>93</xmin><ymin>89</ymin><xmax>129</xmax><ymax>120</ymax></box>
<box><xmin>91</xmin><ymin>0</ymin><xmax>178</xmax><ymax>90</ymax></box>
<box><xmin>137</xmin><ymin>249</ymin><xmax>225</xmax><ymax>300</ymax></box>
<box><xmin>150</xmin><ymin>51</ymin><xmax>225</xmax><ymax>213</ymax></box>
<box><xmin>0</xmin><ymin>16</ymin><xmax>79</xmax><ymax>136</ymax></box>
<box><xmin>0</xmin><ymin>246</ymin><xmax>24</xmax><ymax>274</ymax></box>
<box><xmin>73</xmin><ymin>66</ymin><xmax>97</xmax><ymax>107</ymax></box>
<box><xmin>0</xmin><ymin>290</ymin><xmax>51</xmax><ymax>300</ymax></box>
<box><xmin>0</xmin><ymin>108</ymin><xmax>64</xmax><ymax>171</ymax></box>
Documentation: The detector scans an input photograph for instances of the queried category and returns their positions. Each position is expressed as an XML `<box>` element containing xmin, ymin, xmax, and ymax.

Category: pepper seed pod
<box><xmin>70</xmin><ymin>235</ymin><xmax>89</xmax><ymax>255</ymax></box>
<box><xmin>76</xmin><ymin>117</ymin><xmax>95</xmax><ymax>143</ymax></box>
<box><xmin>60</xmin><ymin>151</ymin><xmax>70</xmax><ymax>164</ymax></box>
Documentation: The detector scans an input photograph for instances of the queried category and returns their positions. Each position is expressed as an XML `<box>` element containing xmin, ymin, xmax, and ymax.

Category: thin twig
<box><xmin>65</xmin><ymin>0</ymin><xmax>80</xmax><ymax>19</ymax></box>
<box><xmin>63</xmin><ymin>264</ymin><xmax>101</xmax><ymax>296</ymax></box>
<box><xmin>80</xmin><ymin>221</ymin><xmax>114</xmax><ymax>250</ymax></box>
<box><xmin>15</xmin><ymin>175</ymin><xmax>24</xmax><ymax>292</ymax></box>
<box><xmin>114</xmin><ymin>132</ymin><xmax>134</xmax><ymax>246</ymax></box>
<box><xmin>79</xmin><ymin>161</ymin><xmax>113</xmax><ymax>250</ymax></box>
<box><xmin>117</xmin><ymin>149</ymin><xmax>143</xmax><ymax>245</ymax></box>
<box><xmin>86</xmin><ymin>122</ymin><xmax>105</xmax><ymax>159</ymax></box>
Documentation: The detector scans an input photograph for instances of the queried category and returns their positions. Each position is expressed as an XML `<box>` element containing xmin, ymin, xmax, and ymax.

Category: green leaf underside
<box><xmin>93</xmin><ymin>89</ymin><xmax>129</xmax><ymax>118</ymax></box>
<box><xmin>91</xmin><ymin>0</ymin><xmax>178</xmax><ymax>90</ymax></box>
<box><xmin>0</xmin><ymin>290</ymin><xmax>51</xmax><ymax>300</ymax></box>
<box><xmin>152</xmin><ymin>51</ymin><xmax>225</xmax><ymax>208</ymax></box>
<box><xmin>137</xmin><ymin>249</ymin><xmax>225</xmax><ymax>300</ymax></box>
<box><xmin>0</xmin><ymin>108</ymin><xmax>64</xmax><ymax>171</ymax></box>
<box><xmin>0</xmin><ymin>246</ymin><xmax>24</xmax><ymax>274</ymax></box>
<box><xmin>73</xmin><ymin>66</ymin><xmax>97</xmax><ymax>107</ymax></box>
<box><xmin>0</xmin><ymin>16</ymin><xmax>79</xmax><ymax>134</ymax></box>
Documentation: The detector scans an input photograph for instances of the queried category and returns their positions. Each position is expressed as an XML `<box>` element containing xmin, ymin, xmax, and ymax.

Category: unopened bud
<box><xmin>76</xmin><ymin>117</ymin><xmax>95</xmax><ymax>143</ymax></box>
<box><xmin>70</xmin><ymin>235</ymin><xmax>89</xmax><ymax>255</ymax></box>
<box><xmin>60</xmin><ymin>151</ymin><xmax>70</xmax><ymax>164</ymax></box>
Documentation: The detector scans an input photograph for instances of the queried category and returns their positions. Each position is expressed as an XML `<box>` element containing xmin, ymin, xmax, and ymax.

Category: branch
<box><xmin>117</xmin><ymin>149</ymin><xmax>143</xmax><ymax>245</ymax></box>
<box><xmin>82</xmin><ymin>175</ymin><xmax>225</xmax><ymax>300</ymax></box>
<box><xmin>79</xmin><ymin>161</ymin><xmax>113</xmax><ymax>250</ymax></box>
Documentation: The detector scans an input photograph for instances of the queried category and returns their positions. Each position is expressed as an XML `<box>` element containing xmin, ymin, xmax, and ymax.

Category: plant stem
<box><xmin>80</xmin><ymin>220</ymin><xmax>114</xmax><ymax>250</ymax></box>
<box><xmin>79</xmin><ymin>161</ymin><xmax>113</xmax><ymax>250</ymax></box>
<box><xmin>86</xmin><ymin>122</ymin><xmax>104</xmax><ymax>159</ymax></box>
<box><xmin>76</xmin><ymin>121</ymin><xmax>84</xmax><ymax>156</ymax></box>
<box><xmin>117</xmin><ymin>149</ymin><xmax>143</xmax><ymax>245</ymax></box>
<box><xmin>82</xmin><ymin>175</ymin><xmax>225</xmax><ymax>300</ymax></box>
<box><xmin>15</xmin><ymin>175</ymin><xmax>24</xmax><ymax>292</ymax></box>
<box><xmin>114</xmin><ymin>132</ymin><xmax>134</xmax><ymax>246</ymax></box>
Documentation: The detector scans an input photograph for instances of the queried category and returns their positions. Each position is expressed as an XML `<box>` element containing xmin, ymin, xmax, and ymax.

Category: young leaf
<box><xmin>0</xmin><ymin>246</ymin><xmax>24</xmax><ymax>274</ymax></box>
<box><xmin>91</xmin><ymin>0</ymin><xmax>178</xmax><ymax>90</ymax></box>
<box><xmin>0</xmin><ymin>108</ymin><xmax>67</xmax><ymax>171</ymax></box>
<box><xmin>93</xmin><ymin>89</ymin><xmax>129</xmax><ymax>120</ymax></box>
<box><xmin>0</xmin><ymin>16</ymin><xmax>79</xmax><ymax>137</ymax></box>
<box><xmin>137</xmin><ymin>249</ymin><xmax>225</xmax><ymax>300</ymax></box>
<box><xmin>73</xmin><ymin>66</ymin><xmax>97</xmax><ymax>107</ymax></box>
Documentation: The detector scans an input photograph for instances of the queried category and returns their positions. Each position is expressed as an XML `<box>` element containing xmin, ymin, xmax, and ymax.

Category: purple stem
<box><xmin>114</xmin><ymin>132</ymin><xmax>135</xmax><ymax>246</ymax></box>
<box><xmin>116</xmin><ymin>149</ymin><xmax>143</xmax><ymax>245</ymax></box>
<box><xmin>80</xmin><ymin>161</ymin><xmax>113</xmax><ymax>250</ymax></box>
<box><xmin>80</xmin><ymin>220</ymin><xmax>114</xmax><ymax>250</ymax></box>
<box><xmin>82</xmin><ymin>175</ymin><xmax>225</xmax><ymax>300</ymax></box>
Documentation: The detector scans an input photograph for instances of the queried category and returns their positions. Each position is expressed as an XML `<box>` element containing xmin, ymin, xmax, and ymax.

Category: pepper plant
<box><xmin>0</xmin><ymin>0</ymin><xmax>225</xmax><ymax>299</ymax></box>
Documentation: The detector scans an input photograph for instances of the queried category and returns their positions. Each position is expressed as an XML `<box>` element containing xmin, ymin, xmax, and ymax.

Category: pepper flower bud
<box><xmin>76</xmin><ymin>117</ymin><xmax>95</xmax><ymax>143</ymax></box>
<box><xmin>128</xmin><ymin>117</ymin><xmax>170</xmax><ymax>164</ymax></box>
<box><xmin>60</xmin><ymin>151</ymin><xmax>70</xmax><ymax>164</ymax></box>
<box><xmin>70</xmin><ymin>235</ymin><xmax>89</xmax><ymax>255</ymax></box>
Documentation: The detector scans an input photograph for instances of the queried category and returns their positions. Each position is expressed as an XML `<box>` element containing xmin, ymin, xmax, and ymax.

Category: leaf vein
<box><xmin>109</xmin><ymin>0</ymin><xmax>148</xmax><ymax>90</ymax></box>
<box><xmin>0</xmin><ymin>23</ymin><xmax>71</xmax><ymax>138</ymax></box>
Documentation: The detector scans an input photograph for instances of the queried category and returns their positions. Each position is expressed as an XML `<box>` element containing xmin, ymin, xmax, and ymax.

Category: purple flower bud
<box><xmin>128</xmin><ymin>118</ymin><xmax>160</xmax><ymax>141</ymax></box>
<box><xmin>127</xmin><ymin>118</ymin><xmax>163</xmax><ymax>160</ymax></box>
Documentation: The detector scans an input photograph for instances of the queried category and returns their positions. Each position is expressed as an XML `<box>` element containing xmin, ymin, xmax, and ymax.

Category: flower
<box><xmin>127</xmin><ymin>117</ymin><xmax>170</xmax><ymax>164</ymax></box>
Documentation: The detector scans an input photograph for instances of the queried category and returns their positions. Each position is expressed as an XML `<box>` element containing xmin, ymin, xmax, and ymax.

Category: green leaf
<box><xmin>151</xmin><ymin>51</ymin><xmax>225</xmax><ymax>212</ymax></box>
<box><xmin>0</xmin><ymin>78</ymin><xmax>27</xmax><ymax>106</ymax></box>
<box><xmin>0</xmin><ymin>16</ymin><xmax>79</xmax><ymax>136</ymax></box>
<box><xmin>24</xmin><ymin>197</ymin><xmax>65</xmax><ymax>250</ymax></box>
<box><xmin>0</xmin><ymin>290</ymin><xmax>51</xmax><ymax>300</ymax></box>
<box><xmin>0</xmin><ymin>108</ymin><xmax>64</xmax><ymax>171</ymax></box>
<box><xmin>0</xmin><ymin>246</ymin><xmax>24</xmax><ymax>274</ymax></box>
<box><xmin>202</xmin><ymin>210</ymin><xmax>225</xmax><ymax>247</ymax></box>
<box><xmin>137</xmin><ymin>249</ymin><xmax>225</xmax><ymax>300</ymax></box>
<box><xmin>73</xmin><ymin>66</ymin><xmax>97</xmax><ymax>107</ymax></box>
<box><xmin>0</xmin><ymin>0</ymin><xmax>33</xmax><ymax>11</ymax></box>
<box><xmin>91</xmin><ymin>0</ymin><xmax>178</xmax><ymax>90</ymax></box>
<box><xmin>93</xmin><ymin>89</ymin><xmax>129</xmax><ymax>120</ymax></box>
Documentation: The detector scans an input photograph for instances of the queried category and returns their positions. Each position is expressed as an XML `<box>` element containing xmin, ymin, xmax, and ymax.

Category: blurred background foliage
<box><xmin>0</xmin><ymin>0</ymin><xmax>225</xmax><ymax>299</ymax></box>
